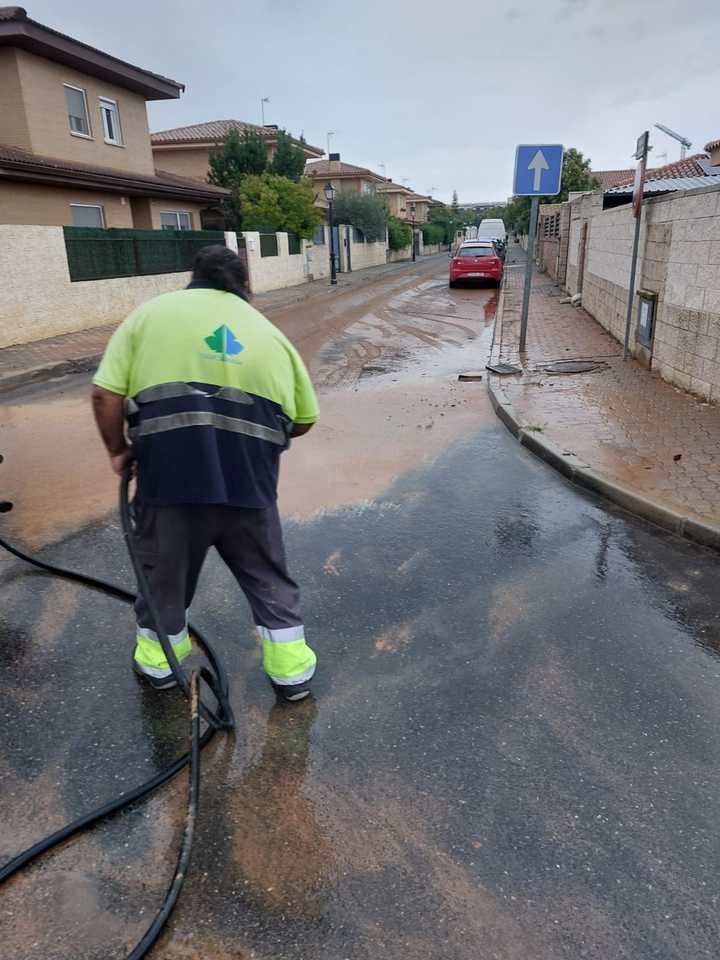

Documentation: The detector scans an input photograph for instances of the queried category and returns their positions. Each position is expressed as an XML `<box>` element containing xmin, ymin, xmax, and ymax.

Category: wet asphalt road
<box><xmin>2</xmin><ymin>260</ymin><xmax>720</xmax><ymax>959</ymax></box>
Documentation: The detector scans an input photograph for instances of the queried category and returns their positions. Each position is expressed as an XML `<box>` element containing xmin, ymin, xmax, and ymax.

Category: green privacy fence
<box><xmin>259</xmin><ymin>233</ymin><xmax>279</xmax><ymax>258</ymax></box>
<box><xmin>63</xmin><ymin>227</ymin><xmax>225</xmax><ymax>282</ymax></box>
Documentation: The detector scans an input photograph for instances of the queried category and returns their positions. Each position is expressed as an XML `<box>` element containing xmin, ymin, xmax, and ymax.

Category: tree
<box><xmin>451</xmin><ymin>190</ymin><xmax>460</xmax><ymax>215</ymax></box>
<box><xmin>505</xmin><ymin>147</ymin><xmax>600</xmax><ymax>234</ymax></box>
<box><xmin>387</xmin><ymin>216</ymin><xmax>412</xmax><ymax>250</ymax></box>
<box><xmin>238</xmin><ymin>174</ymin><xmax>323</xmax><ymax>239</ymax></box>
<box><xmin>331</xmin><ymin>192</ymin><xmax>387</xmax><ymax>242</ymax></box>
<box><xmin>269</xmin><ymin>131</ymin><xmax>308</xmax><ymax>182</ymax></box>
<box><xmin>208</xmin><ymin>128</ymin><xmax>267</xmax><ymax>186</ymax></box>
<box><xmin>428</xmin><ymin>202</ymin><xmax>464</xmax><ymax>244</ymax></box>
<box><xmin>422</xmin><ymin>221</ymin><xmax>445</xmax><ymax>245</ymax></box>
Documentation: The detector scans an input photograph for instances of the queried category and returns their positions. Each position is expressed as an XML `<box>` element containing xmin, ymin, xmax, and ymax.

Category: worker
<box><xmin>91</xmin><ymin>245</ymin><xmax>319</xmax><ymax>702</ymax></box>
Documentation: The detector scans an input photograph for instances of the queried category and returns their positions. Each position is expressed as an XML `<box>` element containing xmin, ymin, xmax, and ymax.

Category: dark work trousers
<box><xmin>131</xmin><ymin>500</ymin><xmax>316</xmax><ymax>687</ymax></box>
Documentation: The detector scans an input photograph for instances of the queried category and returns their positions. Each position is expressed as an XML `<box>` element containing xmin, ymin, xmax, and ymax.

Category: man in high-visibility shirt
<box><xmin>91</xmin><ymin>245</ymin><xmax>318</xmax><ymax>702</ymax></box>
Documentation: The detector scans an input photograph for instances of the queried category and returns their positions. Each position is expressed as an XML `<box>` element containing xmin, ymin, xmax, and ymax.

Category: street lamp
<box><xmin>324</xmin><ymin>182</ymin><xmax>337</xmax><ymax>285</ymax></box>
<box><xmin>409</xmin><ymin>201</ymin><xmax>417</xmax><ymax>262</ymax></box>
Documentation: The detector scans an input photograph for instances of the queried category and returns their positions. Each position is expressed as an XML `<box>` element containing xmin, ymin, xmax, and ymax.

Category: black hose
<box><xmin>0</xmin><ymin>463</ymin><xmax>235</xmax><ymax>958</ymax></box>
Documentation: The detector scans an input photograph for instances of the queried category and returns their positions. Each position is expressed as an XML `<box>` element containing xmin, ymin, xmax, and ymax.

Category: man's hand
<box><xmin>110</xmin><ymin>447</ymin><xmax>133</xmax><ymax>476</ymax></box>
<box><xmin>290</xmin><ymin>422</ymin><xmax>315</xmax><ymax>439</ymax></box>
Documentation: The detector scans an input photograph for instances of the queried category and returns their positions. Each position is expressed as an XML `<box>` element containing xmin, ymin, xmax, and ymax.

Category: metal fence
<box><xmin>287</xmin><ymin>233</ymin><xmax>302</xmax><ymax>256</ymax></box>
<box><xmin>260</xmin><ymin>233</ymin><xmax>279</xmax><ymax>258</ymax></box>
<box><xmin>63</xmin><ymin>227</ymin><xmax>225</xmax><ymax>282</ymax></box>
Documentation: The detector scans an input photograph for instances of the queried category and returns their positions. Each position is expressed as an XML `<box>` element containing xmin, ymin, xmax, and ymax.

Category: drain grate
<box><xmin>486</xmin><ymin>362</ymin><xmax>522</xmax><ymax>376</ymax></box>
<box><xmin>540</xmin><ymin>359</ymin><xmax>610</xmax><ymax>375</ymax></box>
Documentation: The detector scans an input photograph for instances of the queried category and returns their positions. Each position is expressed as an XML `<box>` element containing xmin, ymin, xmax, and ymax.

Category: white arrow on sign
<box><xmin>528</xmin><ymin>149</ymin><xmax>549</xmax><ymax>192</ymax></box>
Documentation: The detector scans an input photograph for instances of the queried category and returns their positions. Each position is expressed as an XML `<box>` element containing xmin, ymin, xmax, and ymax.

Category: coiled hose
<box><xmin>0</xmin><ymin>461</ymin><xmax>235</xmax><ymax>958</ymax></box>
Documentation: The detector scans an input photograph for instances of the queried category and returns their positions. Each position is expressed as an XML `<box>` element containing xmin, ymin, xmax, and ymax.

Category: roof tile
<box><xmin>304</xmin><ymin>159</ymin><xmax>386</xmax><ymax>180</ymax></box>
<box><xmin>0</xmin><ymin>143</ymin><xmax>229</xmax><ymax>198</ymax></box>
<box><xmin>591</xmin><ymin>168</ymin><xmax>636</xmax><ymax>190</ymax></box>
<box><xmin>152</xmin><ymin>120</ymin><xmax>323</xmax><ymax>155</ymax></box>
<box><xmin>612</xmin><ymin>154</ymin><xmax>709</xmax><ymax>188</ymax></box>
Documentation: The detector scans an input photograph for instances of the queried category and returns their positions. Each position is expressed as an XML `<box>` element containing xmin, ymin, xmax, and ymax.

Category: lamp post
<box><xmin>409</xmin><ymin>201</ymin><xmax>417</xmax><ymax>262</ymax></box>
<box><xmin>324</xmin><ymin>182</ymin><xmax>337</xmax><ymax>285</ymax></box>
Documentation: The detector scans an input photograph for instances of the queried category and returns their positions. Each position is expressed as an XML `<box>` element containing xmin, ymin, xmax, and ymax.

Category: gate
<box><xmin>331</xmin><ymin>225</ymin><xmax>342</xmax><ymax>273</ymax></box>
<box><xmin>345</xmin><ymin>225</ymin><xmax>352</xmax><ymax>272</ymax></box>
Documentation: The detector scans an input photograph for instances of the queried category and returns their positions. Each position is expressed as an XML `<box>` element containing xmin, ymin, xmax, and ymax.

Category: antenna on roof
<box><xmin>654</xmin><ymin>123</ymin><xmax>692</xmax><ymax>161</ymax></box>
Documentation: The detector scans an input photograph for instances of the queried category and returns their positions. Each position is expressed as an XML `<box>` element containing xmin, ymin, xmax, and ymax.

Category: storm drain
<box><xmin>540</xmin><ymin>359</ymin><xmax>610</xmax><ymax>375</ymax></box>
<box><xmin>486</xmin><ymin>362</ymin><xmax>522</xmax><ymax>376</ymax></box>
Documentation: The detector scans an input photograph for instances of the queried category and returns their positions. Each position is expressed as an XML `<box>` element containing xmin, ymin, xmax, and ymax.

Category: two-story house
<box><xmin>304</xmin><ymin>156</ymin><xmax>387</xmax><ymax>200</ymax></box>
<box><xmin>0</xmin><ymin>6</ymin><xmax>228</xmax><ymax>229</ymax></box>
<box><xmin>151</xmin><ymin>120</ymin><xmax>324</xmax><ymax>182</ymax></box>
<box><xmin>377</xmin><ymin>182</ymin><xmax>430</xmax><ymax>224</ymax></box>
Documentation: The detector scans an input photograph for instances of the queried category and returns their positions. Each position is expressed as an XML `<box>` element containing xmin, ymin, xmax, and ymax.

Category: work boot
<box><xmin>271</xmin><ymin>679</ymin><xmax>311</xmax><ymax>703</ymax></box>
<box><xmin>133</xmin><ymin>660</ymin><xmax>178</xmax><ymax>690</ymax></box>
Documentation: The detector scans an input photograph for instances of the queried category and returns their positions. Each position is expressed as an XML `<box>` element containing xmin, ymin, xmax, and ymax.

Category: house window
<box><xmin>160</xmin><ymin>211</ymin><xmax>193</xmax><ymax>231</ymax></box>
<box><xmin>70</xmin><ymin>203</ymin><xmax>105</xmax><ymax>227</ymax></box>
<box><xmin>313</xmin><ymin>224</ymin><xmax>326</xmax><ymax>244</ymax></box>
<box><xmin>99</xmin><ymin>97</ymin><xmax>123</xmax><ymax>145</ymax></box>
<box><xmin>64</xmin><ymin>84</ymin><xmax>91</xmax><ymax>137</ymax></box>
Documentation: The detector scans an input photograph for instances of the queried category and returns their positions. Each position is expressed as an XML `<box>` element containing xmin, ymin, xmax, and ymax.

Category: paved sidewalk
<box><xmin>488</xmin><ymin>253</ymin><xmax>720</xmax><ymax>546</ymax></box>
<box><xmin>0</xmin><ymin>256</ymin><xmax>442</xmax><ymax>394</ymax></box>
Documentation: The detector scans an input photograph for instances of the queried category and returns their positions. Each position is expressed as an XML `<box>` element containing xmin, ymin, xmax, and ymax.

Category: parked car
<box><xmin>449</xmin><ymin>241</ymin><xmax>504</xmax><ymax>287</ymax></box>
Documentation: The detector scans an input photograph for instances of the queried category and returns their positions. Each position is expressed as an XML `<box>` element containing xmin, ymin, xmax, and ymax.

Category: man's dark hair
<box><xmin>192</xmin><ymin>245</ymin><xmax>249</xmax><ymax>300</ymax></box>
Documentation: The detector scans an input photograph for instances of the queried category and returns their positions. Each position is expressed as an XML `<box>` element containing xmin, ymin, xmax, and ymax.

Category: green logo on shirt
<box><xmin>205</xmin><ymin>325</ymin><xmax>244</xmax><ymax>357</ymax></box>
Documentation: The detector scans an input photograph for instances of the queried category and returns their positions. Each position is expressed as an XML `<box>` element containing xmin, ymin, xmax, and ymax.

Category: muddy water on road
<box><xmin>0</xmin><ymin>269</ymin><xmax>497</xmax><ymax>547</ymax></box>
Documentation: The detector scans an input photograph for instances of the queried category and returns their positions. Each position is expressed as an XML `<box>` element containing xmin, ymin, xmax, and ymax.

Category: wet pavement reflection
<box><xmin>2</xmin><ymin>264</ymin><xmax>720</xmax><ymax>959</ymax></box>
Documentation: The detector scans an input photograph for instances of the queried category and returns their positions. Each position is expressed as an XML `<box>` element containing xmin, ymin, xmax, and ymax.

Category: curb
<box><xmin>486</xmin><ymin>374</ymin><xmax>720</xmax><ymax>551</ymax></box>
<box><xmin>0</xmin><ymin>354</ymin><xmax>102</xmax><ymax>396</ymax></box>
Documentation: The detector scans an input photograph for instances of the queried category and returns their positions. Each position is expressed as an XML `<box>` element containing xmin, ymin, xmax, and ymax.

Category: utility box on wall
<box><xmin>636</xmin><ymin>290</ymin><xmax>657</xmax><ymax>349</ymax></box>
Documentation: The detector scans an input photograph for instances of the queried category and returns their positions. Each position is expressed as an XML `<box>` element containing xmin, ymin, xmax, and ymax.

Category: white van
<box><xmin>478</xmin><ymin>218</ymin><xmax>507</xmax><ymax>241</ymax></box>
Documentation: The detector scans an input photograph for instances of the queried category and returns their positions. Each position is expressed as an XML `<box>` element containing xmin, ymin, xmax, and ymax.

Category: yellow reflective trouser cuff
<box><xmin>134</xmin><ymin>624</ymin><xmax>192</xmax><ymax>678</ymax></box>
<box><xmin>258</xmin><ymin>625</ymin><xmax>317</xmax><ymax>686</ymax></box>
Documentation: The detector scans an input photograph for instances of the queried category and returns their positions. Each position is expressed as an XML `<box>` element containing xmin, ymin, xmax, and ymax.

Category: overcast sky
<box><xmin>30</xmin><ymin>0</ymin><xmax>720</xmax><ymax>203</ymax></box>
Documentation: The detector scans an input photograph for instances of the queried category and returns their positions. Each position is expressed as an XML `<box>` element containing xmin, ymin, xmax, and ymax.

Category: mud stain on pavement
<box><xmin>374</xmin><ymin>622</ymin><xmax>413</xmax><ymax>654</ymax></box>
<box><xmin>313</xmin><ymin>772</ymin><xmax>557</xmax><ymax>960</ymax></box>
<box><xmin>226</xmin><ymin>699</ymin><xmax>334</xmax><ymax>917</ymax></box>
<box><xmin>0</xmin><ymin>266</ymin><xmax>495</xmax><ymax>548</ymax></box>
<box><xmin>279</xmin><ymin>368</ymin><xmax>491</xmax><ymax>521</ymax></box>
<box><xmin>0</xmin><ymin>383</ymin><xmax>116</xmax><ymax>548</ymax></box>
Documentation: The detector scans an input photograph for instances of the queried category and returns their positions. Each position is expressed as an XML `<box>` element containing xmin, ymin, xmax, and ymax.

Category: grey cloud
<box><xmin>21</xmin><ymin>0</ymin><xmax>720</xmax><ymax>202</ymax></box>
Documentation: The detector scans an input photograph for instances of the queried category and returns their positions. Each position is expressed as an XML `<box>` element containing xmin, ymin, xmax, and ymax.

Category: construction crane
<box><xmin>654</xmin><ymin>123</ymin><xmax>692</xmax><ymax>160</ymax></box>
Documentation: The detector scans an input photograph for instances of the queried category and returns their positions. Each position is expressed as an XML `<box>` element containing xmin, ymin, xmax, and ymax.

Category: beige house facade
<box><xmin>377</xmin><ymin>182</ymin><xmax>430</xmax><ymax>223</ymax></box>
<box><xmin>0</xmin><ymin>6</ymin><xmax>228</xmax><ymax>228</ymax></box>
<box><xmin>151</xmin><ymin>120</ymin><xmax>324</xmax><ymax>183</ymax></box>
<box><xmin>304</xmin><ymin>157</ymin><xmax>386</xmax><ymax>199</ymax></box>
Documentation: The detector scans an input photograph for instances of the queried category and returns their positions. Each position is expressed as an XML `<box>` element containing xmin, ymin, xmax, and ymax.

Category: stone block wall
<box><xmin>243</xmin><ymin>231</ymin><xmax>309</xmax><ymax>295</ymax></box>
<box><xmin>569</xmin><ymin>184</ymin><xmax>720</xmax><ymax>401</ymax></box>
<box><xmin>0</xmin><ymin>224</ymin><xmax>193</xmax><ymax>348</ymax></box>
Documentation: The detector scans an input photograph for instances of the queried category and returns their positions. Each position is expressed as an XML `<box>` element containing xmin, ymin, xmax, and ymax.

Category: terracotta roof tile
<box><xmin>704</xmin><ymin>138</ymin><xmax>720</xmax><ymax>152</ymax></box>
<box><xmin>0</xmin><ymin>143</ymin><xmax>229</xmax><ymax>199</ymax></box>
<box><xmin>591</xmin><ymin>168</ymin><xmax>636</xmax><ymax>190</ymax></box>
<box><xmin>304</xmin><ymin>159</ymin><xmax>386</xmax><ymax>180</ymax></box>
<box><xmin>152</xmin><ymin>120</ymin><xmax>323</xmax><ymax>156</ymax></box>
<box><xmin>613</xmin><ymin>154</ymin><xmax>709</xmax><ymax>188</ymax></box>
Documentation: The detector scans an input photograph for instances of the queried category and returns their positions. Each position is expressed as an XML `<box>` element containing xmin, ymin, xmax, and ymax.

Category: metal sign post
<box><xmin>513</xmin><ymin>144</ymin><xmax>564</xmax><ymax>353</ymax></box>
<box><xmin>520</xmin><ymin>197</ymin><xmax>539</xmax><ymax>352</ymax></box>
<box><xmin>623</xmin><ymin>131</ymin><xmax>649</xmax><ymax>359</ymax></box>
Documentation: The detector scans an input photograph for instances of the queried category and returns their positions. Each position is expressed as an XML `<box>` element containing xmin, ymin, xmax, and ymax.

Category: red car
<box><xmin>449</xmin><ymin>241</ymin><xmax>503</xmax><ymax>287</ymax></box>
